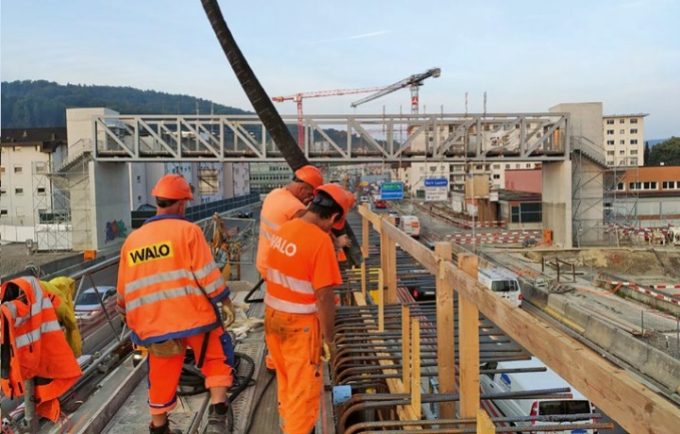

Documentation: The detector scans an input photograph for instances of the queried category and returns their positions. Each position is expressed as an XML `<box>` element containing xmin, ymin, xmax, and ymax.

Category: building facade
<box><xmin>249</xmin><ymin>162</ymin><xmax>293</xmax><ymax>193</ymax></box>
<box><xmin>603</xmin><ymin>114</ymin><xmax>647</xmax><ymax>167</ymax></box>
<box><xmin>0</xmin><ymin>128</ymin><xmax>67</xmax><ymax>243</ymax></box>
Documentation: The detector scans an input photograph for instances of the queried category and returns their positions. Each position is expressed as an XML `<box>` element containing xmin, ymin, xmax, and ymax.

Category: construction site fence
<box><xmin>130</xmin><ymin>192</ymin><xmax>260</xmax><ymax>228</ymax></box>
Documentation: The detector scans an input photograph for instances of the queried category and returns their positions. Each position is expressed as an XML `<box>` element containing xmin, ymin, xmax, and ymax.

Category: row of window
<box><xmin>606</xmin><ymin>139</ymin><xmax>638</xmax><ymax>145</ymax></box>
<box><xmin>606</xmin><ymin>118</ymin><xmax>639</xmax><ymax>125</ymax></box>
<box><xmin>606</xmin><ymin>129</ymin><xmax>639</xmax><ymax>135</ymax></box>
<box><xmin>607</xmin><ymin>150</ymin><xmax>639</xmax><ymax>156</ymax></box>
<box><xmin>0</xmin><ymin>163</ymin><xmax>49</xmax><ymax>174</ymax></box>
<box><xmin>0</xmin><ymin>187</ymin><xmax>47</xmax><ymax>195</ymax></box>
<box><xmin>617</xmin><ymin>180</ymin><xmax>680</xmax><ymax>191</ymax></box>
<box><xmin>606</xmin><ymin>157</ymin><xmax>639</xmax><ymax>166</ymax></box>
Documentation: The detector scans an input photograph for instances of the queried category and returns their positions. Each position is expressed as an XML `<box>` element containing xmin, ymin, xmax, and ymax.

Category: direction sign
<box><xmin>380</xmin><ymin>181</ymin><xmax>404</xmax><ymax>200</ymax></box>
<box><xmin>424</xmin><ymin>177</ymin><xmax>448</xmax><ymax>202</ymax></box>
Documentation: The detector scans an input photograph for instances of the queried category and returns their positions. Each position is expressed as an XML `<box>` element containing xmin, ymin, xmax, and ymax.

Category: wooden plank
<box><xmin>360</xmin><ymin>260</ymin><xmax>367</xmax><ymax>298</ymax></box>
<box><xmin>351</xmin><ymin>291</ymin><xmax>420</xmax><ymax>421</ymax></box>
<box><xmin>377</xmin><ymin>268</ymin><xmax>385</xmax><ymax>332</ymax></box>
<box><xmin>434</xmin><ymin>242</ymin><xmax>456</xmax><ymax>419</ymax></box>
<box><xmin>380</xmin><ymin>218</ymin><xmax>398</xmax><ymax>304</ymax></box>
<box><xmin>411</xmin><ymin>318</ymin><xmax>422</xmax><ymax>419</ymax></box>
<box><xmin>382</xmin><ymin>220</ymin><xmax>438</xmax><ymax>274</ymax></box>
<box><xmin>441</xmin><ymin>261</ymin><xmax>680</xmax><ymax>434</ymax></box>
<box><xmin>458</xmin><ymin>254</ymin><xmax>480</xmax><ymax>419</ymax></box>
<box><xmin>361</xmin><ymin>205</ymin><xmax>370</xmax><ymax>258</ymax></box>
<box><xmin>358</xmin><ymin>204</ymin><xmax>381</xmax><ymax>232</ymax></box>
<box><xmin>402</xmin><ymin>304</ymin><xmax>411</xmax><ymax>393</ymax></box>
<box><xmin>477</xmin><ymin>408</ymin><xmax>496</xmax><ymax>434</ymax></box>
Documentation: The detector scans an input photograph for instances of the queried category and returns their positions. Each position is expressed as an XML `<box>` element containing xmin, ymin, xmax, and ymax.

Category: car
<box><xmin>374</xmin><ymin>199</ymin><xmax>387</xmax><ymax>209</ymax></box>
<box><xmin>399</xmin><ymin>215</ymin><xmax>420</xmax><ymax>238</ymax></box>
<box><xmin>388</xmin><ymin>211</ymin><xmax>400</xmax><ymax>226</ymax></box>
<box><xmin>359</xmin><ymin>196</ymin><xmax>370</xmax><ymax>203</ymax></box>
<box><xmin>74</xmin><ymin>286</ymin><xmax>117</xmax><ymax>317</ymax></box>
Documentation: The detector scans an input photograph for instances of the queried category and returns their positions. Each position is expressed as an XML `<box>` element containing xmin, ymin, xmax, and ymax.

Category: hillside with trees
<box><xmin>1</xmin><ymin>80</ymin><xmax>250</xmax><ymax>128</ymax></box>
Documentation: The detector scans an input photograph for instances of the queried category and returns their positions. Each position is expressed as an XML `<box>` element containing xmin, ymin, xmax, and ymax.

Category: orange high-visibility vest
<box><xmin>0</xmin><ymin>276</ymin><xmax>82</xmax><ymax>421</ymax></box>
<box><xmin>256</xmin><ymin>188</ymin><xmax>305</xmax><ymax>276</ymax></box>
<box><xmin>265</xmin><ymin>219</ymin><xmax>343</xmax><ymax>314</ymax></box>
<box><xmin>116</xmin><ymin>214</ymin><xmax>229</xmax><ymax>345</ymax></box>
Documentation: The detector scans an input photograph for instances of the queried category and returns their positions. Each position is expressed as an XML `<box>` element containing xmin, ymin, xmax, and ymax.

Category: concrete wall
<box><xmin>542</xmin><ymin>161</ymin><xmax>573</xmax><ymax>248</ymax></box>
<box><xmin>0</xmin><ymin>225</ymin><xmax>35</xmax><ymax>243</ymax></box>
<box><xmin>550</xmin><ymin>102</ymin><xmax>603</xmax><ymax>148</ymax></box>
<box><xmin>92</xmin><ymin>162</ymin><xmax>131</xmax><ymax>250</ymax></box>
<box><xmin>66</xmin><ymin>107</ymin><xmax>119</xmax><ymax>148</ymax></box>
<box><xmin>0</xmin><ymin>146</ymin><xmax>52</xmax><ymax>227</ymax></box>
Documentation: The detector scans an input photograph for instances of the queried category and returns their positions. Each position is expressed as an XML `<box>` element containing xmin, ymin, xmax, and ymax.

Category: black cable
<box><xmin>244</xmin><ymin>278</ymin><xmax>265</xmax><ymax>303</ymax></box>
<box><xmin>243</xmin><ymin>372</ymin><xmax>276</xmax><ymax>434</ymax></box>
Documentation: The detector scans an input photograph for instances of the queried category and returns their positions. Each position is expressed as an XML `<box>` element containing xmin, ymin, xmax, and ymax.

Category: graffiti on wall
<box><xmin>105</xmin><ymin>220</ymin><xmax>128</xmax><ymax>243</ymax></box>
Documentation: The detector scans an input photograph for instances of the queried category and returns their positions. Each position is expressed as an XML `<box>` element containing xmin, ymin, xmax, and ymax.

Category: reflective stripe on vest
<box><xmin>267</xmin><ymin>268</ymin><xmax>314</xmax><ymax>295</ymax></box>
<box><xmin>124</xmin><ymin>263</ymin><xmax>218</xmax><ymax>295</ymax></box>
<box><xmin>126</xmin><ymin>285</ymin><xmax>206</xmax><ymax>313</ymax></box>
<box><xmin>261</xmin><ymin>216</ymin><xmax>280</xmax><ymax>231</ymax></box>
<box><xmin>8</xmin><ymin>277</ymin><xmax>50</xmax><ymax>327</ymax></box>
<box><xmin>264</xmin><ymin>292</ymin><xmax>317</xmax><ymax>314</ymax></box>
<box><xmin>15</xmin><ymin>320</ymin><xmax>62</xmax><ymax>349</ymax></box>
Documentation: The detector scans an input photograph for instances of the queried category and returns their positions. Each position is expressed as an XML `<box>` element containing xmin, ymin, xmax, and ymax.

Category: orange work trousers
<box><xmin>264</xmin><ymin>306</ymin><xmax>322</xmax><ymax>434</ymax></box>
<box><xmin>147</xmin><ymin>327</ymin><xmax>232</xmax><ymax>415</ymax></box>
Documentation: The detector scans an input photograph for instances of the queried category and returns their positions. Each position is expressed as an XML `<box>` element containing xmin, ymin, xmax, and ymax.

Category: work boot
<box><xmin>205</xmin><ymin>402</ymin><xmax>231</xmax><ymax>434</ymax></box>
<box><xmin>149</xmin><ymin>421</ymin><xmax>182</xmax><ymax>434</ymax></box>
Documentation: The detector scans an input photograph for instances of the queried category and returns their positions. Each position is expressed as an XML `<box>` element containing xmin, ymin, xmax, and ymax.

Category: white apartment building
<box><xmin>603</xmin><ymin>114</ymin><xmax>647</xmax><ymax>167</ymax></box>
<box><xmin>0</xmin><ymin>128</ymin><xmax>67</xmax><ymax>242</ymax></box>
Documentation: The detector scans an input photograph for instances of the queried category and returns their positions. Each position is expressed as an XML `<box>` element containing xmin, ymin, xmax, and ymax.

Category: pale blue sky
<box><xmin>2</xmin><ymin>0</ymin><xmax>679</xmax><ymax>138</ymax></box>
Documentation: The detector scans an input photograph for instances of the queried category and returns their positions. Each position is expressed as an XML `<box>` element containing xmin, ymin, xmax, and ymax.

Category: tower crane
<box><xmin>351</xmin><ymin>67</ymin><xmax>441</xmax><ymax>114</ymax></box>
<box><xmin>272</xmin><ymin>87</ymin><xmax>382</xmax><ymax>146</ymax></box>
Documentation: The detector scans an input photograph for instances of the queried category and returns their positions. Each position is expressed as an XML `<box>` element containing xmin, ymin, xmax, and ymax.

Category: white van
<box><xmin>481</xmin><ymin>358</ymin><xmax>596</xmax><ymax>434</ymax></box>
<box><xmin>478</xmin><ymin>268</ymin><xmax>522</xmax><ymax>306</ymax></box>
<box><xmin>399</xmin><ymin>215</ymin><xmax>420</xmax><ymax>238</ymax></box>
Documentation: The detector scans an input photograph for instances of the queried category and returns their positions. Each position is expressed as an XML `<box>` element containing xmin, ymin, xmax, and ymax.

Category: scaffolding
<box><xmin>32</xmin><ymin>139</ymin><xmax>93</xmax><ymax>251</ymax></box>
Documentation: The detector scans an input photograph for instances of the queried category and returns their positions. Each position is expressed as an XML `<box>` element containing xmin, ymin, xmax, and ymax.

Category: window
<box><xmin>619</xmin><ymin>150</ymin><xmax>625</xmax><ymax>155</ymax></box>
<box><xmin>617</xmin><ymin>182</ymin><xmax>624</xmax><ymax>191</ymax></box>
<box><xmin>630</xmin><ymin>118</ymin><xmax>638</xmax><ymax>124</ymax></box>
<box><xmin>35</xmin><ymin>162</ymin><xmax>47</xmax><ymax>174</ymax></box>
<box><xmin>0</xmin><ymin>209</ymin><xmax>7</xmax><ymax>216</ymax></box>
<box><xmin>15</xmin><ymin>188</ymin><xmax>24</xmax><ymax>195</ymax></box>
<box><xmin>492</xmin><ymin>174</ymin><xmax>500</xmax><ymax>179</ymax></box>
<box><xmin>662</xmin><ymin>181</ymin><xmax>675</xmax><ymax>189</ymax></box>
<box><xmin>607</xmin><ymin>140</ymin><xmax>615</xmax><ymax>145</ymax></box>
<box><xmin>526</xmin><ymin>163</ymin><xmax>531</xmax><ymax>168</ymax></box>
<box><xmin>619</xmin><ymin>119</ymin><xmax>625</xmax><ymax>124</ymax></box>
<box><xmin>630</xmin><ymin>139</ymin><xmax>638</xmax><ymax>145</ymax></box>
<box><xmin>629</xmin><ymin>182</ymin><xmax>641</xmax><ymax>190</ymax></box>
<box><xmin>606</xmin><ymin>119</ymin><xmax>614</xmax><ymax>125</ymax></box>
<box><xmin>642</xmin><ymin>182</ymin><xmax>657</xmax><ymax>190</ymax></box>
<box><xmin>37</xmin><ymin>187</ymin><xmax>46</xmax><ymax>195</ymax></box>
<box><xmin>606</xmin><ymin>130</ymin><xmax>614</xmax><ymax>135</ymax></box>
<box><xmin>505</xmin><ymin>164</ymin><xmax>510</xmax><ymax>169</ymax></box>
<box><xmin>492</xmin><ymin>164</ymin><xmax>500</xmax><ymax>169</ymax></box>
<box><xmin>630</xmin><ymin>129</ymin><xmax>638</xmax><ymax>134</ymax></box>
<box><xmin>607</xmin><ymin>151</ymin><xmax>615</xmax><ymax>156</ymax></box>
<box><xmin>619</xmin><ymin>129</ymin><xmax>625</xmax><ymax>134</ymax></box>
<box><xmin>515</xmin><ymin>164</ymin><xmax>520</xmax><ymax>169</ymax></box>
<box><xmin>607</xmin><ymin>160</ymin><xmax>614</xmax><ymax>165</ymax></box>
<box><xmin>630</xmin><ymin>150</ymin><xmax>638</xmax><ymax>155</ymax></box>
<box><xmin>620</xmin><ymin>140</ymin><xmax>625</xmax><ymax>145</ymax></box>
<box><xmin>14</xmin><ymin>166</ymin><xmax>22</xmax><ymax>174</ymax></box>
<box><xmin>650</xmin><ymin>181</ymin><xmax>657</xmax><ymax>189</ymax></box>
<box><xmin>136</xmin><ymin>175</ymin><xmax>141</xmax><ymax>183</ymax></box>
<box><xmin>630</xmin><ymin>157</ymin><xmax>638</xmax><ymax>165</ymax></box>
<box><xmin>0</xmin><ymin>166</ymin><xmax>4</xmax><ymax>173</ymax></box>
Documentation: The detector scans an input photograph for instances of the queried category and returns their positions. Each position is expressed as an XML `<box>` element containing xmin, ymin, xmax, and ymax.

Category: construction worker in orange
<box><xmin>264</xmin><ymin>183</ymin><xmax>353</xmax><ymax>434</ymax></box>
<box><xmin>256</xmin><ymin>164</ymin><xmax>323</xmax><ymax>372</ymax></box>
<box><xmin>116</xmin><ymin>174</ymin><xmax>236</xmax><ymax>434</ymax></box>
<box><xmin>1</xmin><ymin>274</ymin><xmax>82</xmax><ymax>424</ymax></box>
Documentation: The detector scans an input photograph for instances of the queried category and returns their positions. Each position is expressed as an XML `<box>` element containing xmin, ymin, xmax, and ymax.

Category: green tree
<box><xmin>643</xmin><ymin>142</ymin><xmax>651</xmax><ymax>166</ymax></box>
<box><xmin>647</xmin><ymin>137</ymin><xmax>680</xmax><ymax>166</ymax></box>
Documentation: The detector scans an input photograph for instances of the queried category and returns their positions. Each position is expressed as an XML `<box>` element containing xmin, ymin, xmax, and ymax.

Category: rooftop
<box><xmin>621</xmin><ymin>165</ymin><xmax>680</xmax><ymax>182</ymax></box>
<box><xmin>603</xmin><ymin>113</ymin><xmax>649</xmax><ymax>118</ymax></box>
<box><xmin>0</xmin><ymin>127</ymin><xmax>67</xmax><ymax>153</ymax></box>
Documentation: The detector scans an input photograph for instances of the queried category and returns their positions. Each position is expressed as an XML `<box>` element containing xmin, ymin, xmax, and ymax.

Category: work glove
<box><xmin>321</xmin><ymin>341</ymin><xmax>335</xmax><ymax>362</ymax></box>
<box><xmin>218</xmin><ymin>298</ymin><xmax>236</xmax><ymax>329</ymax></box>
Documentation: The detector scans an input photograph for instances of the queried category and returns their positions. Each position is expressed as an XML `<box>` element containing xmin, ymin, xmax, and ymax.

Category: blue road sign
<box><xmin>424</xmin><ymin>177</ymin><xmax>448</xmax><ymax>187</ymax></box>
<box><xmin>380</xmin><ymin>181</ymin><xmax>404</xmax><ymax>200</ymax></box>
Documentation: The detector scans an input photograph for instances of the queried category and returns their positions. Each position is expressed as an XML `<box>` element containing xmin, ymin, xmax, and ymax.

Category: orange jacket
<box><xmin>265</xmin><ymin>219</ymin><xmax>343</xmax><ymax>314</ymax></box>
<box><xmin>0</xmin><ymin>276</ymin><xmax>82</xmax><ymax>421</ymax></box>
<box><xmin>116</xmin><ymin>214</ymin><xmax>230</xmax><ymax>345</ymax></box>
<box><xmin>256</xmin><ymin>188</ymin><xmax>306</xmax><ymax>276</ymax></box>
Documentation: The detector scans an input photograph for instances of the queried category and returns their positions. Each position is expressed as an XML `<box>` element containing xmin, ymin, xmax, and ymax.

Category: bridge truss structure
<box><xmin>92</xmin><ymin>113</ymin><xmax>569</xmax><ymax>163</ymax></box>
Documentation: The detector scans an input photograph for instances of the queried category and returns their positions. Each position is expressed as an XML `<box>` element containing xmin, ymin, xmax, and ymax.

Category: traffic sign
<box><xmin>424</xmin><ymin>177</ymin><xmax>448</xmax><ymax>202</ymax></box>
<box><xmin>380</xmin><ymin>181</ymin><xmax>404</xmax><ymax>200</ymax></box>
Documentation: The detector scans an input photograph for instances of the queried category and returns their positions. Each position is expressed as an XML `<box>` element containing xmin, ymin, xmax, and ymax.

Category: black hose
<box><xmin>178</xmin><ymin>351</ymin><xmax>256</xmax><ymax>402</ymax></box>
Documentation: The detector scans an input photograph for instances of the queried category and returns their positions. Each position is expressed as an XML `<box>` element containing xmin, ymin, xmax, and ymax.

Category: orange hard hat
<box><xmin>294</xmin><ymin>165</ymin><xmax>323</xmax><ymax>189</ymax></box>
<box><xmin>151</xmin><ymin>174</ymin><xmax>193</xmax><ymax>200</ymax></box>
<box><xmin>314</xmin><ymin>183</ymin><xmax>354</xmax><ymax>229</ymax></box>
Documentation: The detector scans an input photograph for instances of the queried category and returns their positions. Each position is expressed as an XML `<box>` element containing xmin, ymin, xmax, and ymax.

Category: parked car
<box><xmin>75</xmin><ymin>286</ymin><xmax>117</xmax><ymax>317</ymax></box>
<box><xmin>374</xmin><ymin>199</ymin><xmax>387</xmax><ymax>209</ymax></box>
